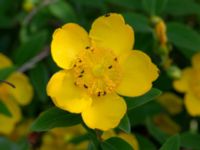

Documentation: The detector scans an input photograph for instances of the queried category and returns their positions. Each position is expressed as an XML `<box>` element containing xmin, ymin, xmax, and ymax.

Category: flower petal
<box><xmin>0</xmin><ymin>96</ymin><xmax>21</xmax><ymax>135</ymax></box>
<box><xmin>116</xmin><ymin>50</ymin><xmax>159</xmax><ymax>97</ymax></box>
<box><xmin>184</xmin><ymin>92</ymin><xmax>200</xmax><ymax>116</ymax></box>
<box><xmin>89</xmin><ymin>13</ymin><xmax>134</xmax><ymax>56</ymax></box>
<box><xmin>192</xmin><ymin>52</ymin><xmax>200</xmax><ymax>70</ymax></box>
<box><xmin>157</xmin><ymin>92</ymin><xmax>183</xmax><ymax>115</ymax></box>
<box><xmin>118</xmin><ymin>133</ymin><xmax>139</xmax><ymax>150</ymax></box>
<box><xmin>51</xmin><ymin>23</ymin><xmax>91</xmax><ymax>69</ymax></box>
<box><xmin>47</xmin><ymin>70</ymin><xmax>92</xmax><ymax>113</ymax></box>
<box><xmin>0</xmin><ymin>53</ymin><xmax>13</xmax><ymax>69</ymax></box>
<box><xmin>173</xmin><ymin>68</ymin><xmax>192</xmax><ymax>93</ymax></box>
<box><xmin>6</xmin><ymin>72</ymin><xmax>33</xmax><ymax>105</ymax></box>
<box><xmin>81</xmin><ymin>94</ymin><xmax>126</xmax><ymax>131</ymax></box>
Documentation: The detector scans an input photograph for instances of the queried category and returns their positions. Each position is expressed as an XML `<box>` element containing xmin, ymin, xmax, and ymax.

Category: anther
<box><xmin>105</xmin><ymin>13</ymin><xmax>110</xmax><ymax>17</ymax></box>
<box><xmin>98</xmin><ymin>92</ymin><xmax>101</xmax><ymax>97</ymax></box>
<box><xmin>108</xmin><ymin>65</ymin><xmax>112</xmax><ymax>69</ymax></box>
<box><xmin>79</xmin><ymin>60</ymin><xmax>82</xmax><ymax>63</ymax></box>
<box><xmin>85</xmin><ymin>46</ymin><xmax>90</xmax><ymax>49</ymax></box>
<box><xmin>103</xmin><ymin>91</ymin><xmax>106</xmax><ymax>95</ymax></box>
<box><xmin>114</xmin><ymin>57</ymin><xmax>118</xmax><ymax>61</ymax></box>
<box><xmin>74</xmin><ymin>82</ymin><xmax>77</xmax><ymax>86</ymax></box>
<box><xmin>84</xmin><ymin>84</ymin><xmax>88</xmax><ymax>89</ymax></box>
<box><xmin>81</xmin><ymin>70</ymin><xmax>84</xmax><ymax>74</ymax></box>
<box><xmin>74</xmin><ymin>64</ymin><xmax>77</xmax><ymax>67</ymax></box>
<box><xmin>78</xmin><ymin>75</ymin><xmax>83</xmax><ymax>78</ymax></box>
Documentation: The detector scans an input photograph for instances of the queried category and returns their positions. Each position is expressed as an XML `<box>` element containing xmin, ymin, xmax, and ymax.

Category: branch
<box><xmin>18</xmin><ymin>46</ymin><xmax>50</xmax><ymax>72</ymax></box>
<box><xmin>22</xmin><ymin>0</ymin><xmax>58</xmax><ymax>26</ymax></box>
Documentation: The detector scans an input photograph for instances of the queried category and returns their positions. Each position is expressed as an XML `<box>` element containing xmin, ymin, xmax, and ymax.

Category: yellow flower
<box><xmin>0</xmin><ymin>53</ymin><xmax>33</xmax><ymax>135</ymax></box>
<box><xmin>157</xmin><ymin>92</ymin><xmax>183</xmax><ymax>115</ymax></box>
<box><xmin>173</xmin><ymin>53</ymin><xmax>200</xmax><ymax>116</ymax></box>
<box><xmin>10</xmin><ymin>119</ymin><xmax>33</xmax><ymax>141</ymax></box>
<box><xmin>23</xmin><ymin>0</ymin><xmax>34</xmax><ymax>12</ymax></box>
<box><xmin>155</xmin><ymin>20</ymin><xmax>168</xmax><ymax>46</ymax></box>
<box><xmin>153</xmin><ymin>114</ymin><xmax>181</xmax><ymax>135</ymax></box>
<box><xmin>40</xmin><ymin>125</ymin><xmax>88</xmax><ymax>150</ymax></box>
<box><xmin>102</xmin><ymin>130</ymin><xmax>139</xmax><ymax>150</ymax></box>
<box><xmin>47</xmin><ymin>13</ymin><xmax>159</xmax><ymax>131</ymax></box>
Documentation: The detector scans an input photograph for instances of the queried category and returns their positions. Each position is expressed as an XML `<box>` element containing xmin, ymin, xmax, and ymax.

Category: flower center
<box><xmin>92</xmin><ymin>64</ymin><xmax>104</xmax><ymax>77</ymax></box>
<box><xmin>72</xmin><ymin>47</ymin><xmax>121</xmax><ymax>97</ymax></box>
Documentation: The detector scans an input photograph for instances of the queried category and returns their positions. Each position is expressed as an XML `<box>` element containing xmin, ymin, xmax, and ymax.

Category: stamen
<box><xmin>108</xmin><ymin>65</ymin><xmax>112</xmax><ymax>69</ymax></box>
<box><xmin>78</xmin><ymin>75</ymin><xmax>83</xmax><ymax>78</ymax></box>
<box><xmin>72</xmin><ymin>47</ymin><xmax>122</xmax><ymax>97</ymax></box>
<box><xmin>0</xmin><ymin>80</ymin><xmax>15</xmax><ymax>88</ymax></box>
<box><xmin>84</xmin><ymin>84</ymin><xmax>88</xmax><ymax>89</ymax></box>
<box><xmin>85</xmin><ymin>46</ymin><xmax>90</xmax><ymax>49</ymax></box>
<box><xmin>105</xmin><ymin>13</ymin><xmax>110</xmax><ymax>17</ymax></box>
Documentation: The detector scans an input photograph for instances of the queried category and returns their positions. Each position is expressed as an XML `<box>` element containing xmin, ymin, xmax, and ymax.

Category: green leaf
<box><xmin>82</xmin><ymin>123</ymin><xmax>101</xmax><ymax>149</ymax></box>
<box><xmin>87</xmin><ymin>142</ymin><xmax>98</xmax><ymax>150</ymax></box>
<box><xmin>146</xmin><ymin>118</ymin><xmax>169</xmax><ymax>144</ymax></box>
<box><xmin>0</xmin><ymin>66</ymin><xmax>16</xmax><ymax>80</ymax></box>
<box><xmin>155</xmin><ymin>0</ymin><xmax>168</xmax><ymax>14</ymax></box>
<box><xmin>0</xmin><ymin>100</ymin><xmax>12</xmax><ymax>117</ymax></box>
<box><xmin>125</xmin><ymin>88</ymin><xmax>162</xmax><ymax>110</ymax></box>
<box><xmin>123</xmin><ymin>12</ymin><xmax>152</xmax><ymax>33</ymax></box>
<box><xmin>164</xmin><ymin>0</ymin><xmax>200</xmax><ymax>16</ymax></box>
<box><xmin>13</xmin><ymin>31</ymin><xmax>47</xmax><ymax>65</ymax></box>
<box><xmin>105</xmin><ymin>0</ymin><xmax>142</xmax><ymax>10</ymax></box>
<box><xmin>29</xmin><ymin>63</ymin><xmax>49</xmax><ymax>102</ymax></box>
<box><xmin>160</xmin><ymin>135</ymin><xmax>180</xmax><ymax>150</ymax></box>
<box><xmin>17</xmin><ymin>138</ymin><xmax>30</xmax><ymax>150</ymax></box>
<box><xmin>118</xmin><ymin>114</ymin><xmax>131</xmax><ymax>133</ymax></box>
<box><xmin>180</xmin><ymin>132</ymin><xmax>200</xmax><ymax>150</ymax></box>
<box><xmin>31</xmin><ymin>107</ymin><xmax>82</xmax><ymax>132</ymax></box>
<box><xmin>142</xmin><ymin>0</ymin><xmax>156</xmax><ymax>15</ymax></box>
<box><xmin>101</xmin><ymin>137</ymin><xmax>133</xmax><ymax>150</ymax></box>
<box><xmin>128</xmin><ymin>101</ymin><xmax>162</xmax><ymax>126</ymax></box>
<box><xmin>136</xmin><ymin>134</ymin><xmax>156</xmax><ymax>150</ymax></box>
<box><xmin>167</xmin><ymin>22</ymin><xmax>200</xmax><ymax>58</ymax></box>
<box><xmin>0</xmin><ymin>137</ymin><xmax>19</xmax><ymax>150</ymax></box>
<box><xmin>48</xmin><ymin>0</ymin><xmax>76</xmax><ymax>22</ymax></box>
<box><xmin>73</xmin><ymin>0</ymin><xmax>105</xmax><ymax>8</ymax></box>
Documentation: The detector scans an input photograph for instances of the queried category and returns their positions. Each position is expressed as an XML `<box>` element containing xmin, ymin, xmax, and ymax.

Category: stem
<box><xmin>0</xmin><ymin>80</ymin><xmax>16</xmax><ymax>88</ymax></box>
<box><xmin>22</xmin><ymin>0</ymin><xmax>58</xmax><ymax>26</ymax></box>
<box><xmin>18</xmin><ymin>46</ymin><xmax>50</xmax><ymax>72</ymax></box>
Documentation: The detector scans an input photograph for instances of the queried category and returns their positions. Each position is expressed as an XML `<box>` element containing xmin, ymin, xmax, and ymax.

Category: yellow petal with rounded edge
<box><xmin>47</xmin><ymin>70</ymin><xmax>92</xmax><ymax>113</ymax></box>
<box><xmin>0</xmin><ymin>53</ymin><xmax>13</xmax><ymax>69</ymax></box>
<box><xmin>81</xmin><ymin>94</ymin><xmax>126</xmax><ymax>131</ymax></box>
<box><xmin>51</xmin><ymin>23</ymin><xmax>90</xmax><ymax>69</ymax></box>
<box><xmin>0</xmin><ymin>97</ymin><xmax>21</xmax><ymax>135</ymax></box>
<box><xmin>184</xmin><ymin>92</ymin><xmax>200</xmax><ymax>116</ymax></box>
<box><xmin>6</xmin><ymin>72</ymin><xmax>33</xmax><ymax>106</ymax></box>
<box><xmin>117</xmin><ymin>50</ymin><xmax>159</xmax><ymax>97</ymax></box>
<box><xmin>89</xmin><ymin>13</ymin><xmax>134</xmax><ymax>56</ymax></box>
<box><xmin>153</xmin><ymin>114</ymin><xmax>181</xmax><ymax>135</ymax></box>
<box><xmin>101</xmin><ymin>130</ymin><xmax>116</xmax><ymax>140</ymax></box>
<box><xmin>118</xmin><ymin>133</ymin><xmax>139</xmax><ymax>150</ymax></box>
<box><xmin>192</xmin><ymin>52</ymin><xmax>200</xmax><ymax>70</ymax></box>
<box><xmin>173</xmin><ymin>68</ymin><xmax>192</xmax><ymax>93</ymax></box>
<box><xmin>157</xmin><ymin>92</ymin><xmax>183</xmax><ymax>115</ymax></box>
